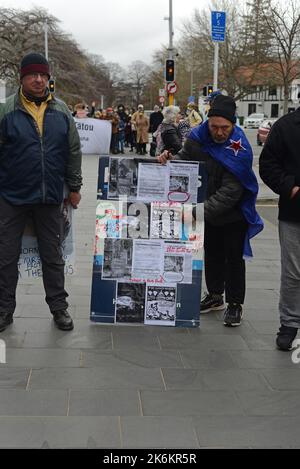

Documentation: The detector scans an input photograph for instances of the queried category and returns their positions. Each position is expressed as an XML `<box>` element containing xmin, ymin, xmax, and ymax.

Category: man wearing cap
<box><xmin>0</xmin><ymin>52</ymin><xmax>82</xmax><ymax>332</ymax></box>
<box><xmin>158</xmin><ymin>95</ymin><xmax>263</xmax><ymax>326</ymax></box>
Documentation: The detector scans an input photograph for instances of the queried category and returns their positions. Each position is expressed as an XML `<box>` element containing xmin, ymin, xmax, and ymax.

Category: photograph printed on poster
<box><xmin>145</xmin><ymin>285</ymin><xmax>176</xmax><ymax>326</ymax></box>
<box><xmin>108</xmin><ymin>157</ymin><xmax>138</xmax><ymax>200</ymax></box>
<box><xmin>102</xmin><ymin>238</ymin><xmax>133</xmax><ymax>280</ymax></box>
<box><xmin>115</xmin><ymin>282</ymin><xmax>146</xmax><ymax>323</ymax></box>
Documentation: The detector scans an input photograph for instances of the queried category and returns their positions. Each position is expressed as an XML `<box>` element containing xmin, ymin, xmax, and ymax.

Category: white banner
<box><xmin>74</xmin><ymin>118</ymin><xmax>111</xmax><ymax>155</ymax></box>
<box><xmin>18</xmin><ymin>204</ymin><xmax>75</xmax><ymax>283</ymax></box>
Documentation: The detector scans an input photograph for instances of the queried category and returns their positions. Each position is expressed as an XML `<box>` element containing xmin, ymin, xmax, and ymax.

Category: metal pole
<box><xmin>168</xmin><ymin>0</ymin><xmax>174</xmax><ymax>105</ymax></box>
<box><xmin>100</xmin><ymin>95</ymin><xmax>104</xmax><ymax>110</ymax></box>
<box><xmin>213</xmin><ymin>42</ymin><xmax>219</xmax><ymax>91</ymax></box>
<box><xmin>44</xmin><ymin>20</ymin><xmax>49</xmax><ymax>60</ymax></box>
<box><xmin>190</xmin><ymin>41</ymin><xmax>194</xmax><ymax>97</ymax></box>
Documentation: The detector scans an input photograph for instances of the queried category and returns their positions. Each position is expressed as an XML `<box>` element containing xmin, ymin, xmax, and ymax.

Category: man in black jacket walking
<box><xmin>260</xmin><ymin>110</ymin><xmax>300</xmax><ymax>350</ymax></box>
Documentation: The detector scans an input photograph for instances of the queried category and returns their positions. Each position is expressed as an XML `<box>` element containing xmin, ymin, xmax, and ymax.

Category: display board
<box><xmin>90</xmin><ymin>156</ymin><xmax>207</xmax><ymax>327</ymax></box>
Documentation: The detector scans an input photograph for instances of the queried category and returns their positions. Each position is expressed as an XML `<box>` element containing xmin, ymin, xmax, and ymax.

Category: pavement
<box><xmin>0</xmin><ymin>151</ymin><xmax>300</xmax><ymax>450</ymax></box>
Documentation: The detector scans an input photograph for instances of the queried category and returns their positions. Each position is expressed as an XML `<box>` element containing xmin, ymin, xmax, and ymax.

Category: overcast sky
<box><xmin>0</xmin><ymin>0</ymin><xmax>210</xmax><ymax>67</ymax></box>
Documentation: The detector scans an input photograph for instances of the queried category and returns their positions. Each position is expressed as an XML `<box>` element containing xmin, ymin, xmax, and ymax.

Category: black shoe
<box><xmin>276</xmin><ymin>325</ymin><xmax>297</xmax><ymax>351</ymax></box>
<box><xmin>0</xmin><ymin>313</ymin><xmax>13</xmax><ymax>332</ymax></box>
<box><xmin>52</xmin><ymin>310</ymin><xmax>74</xmax><ymax>331</ymax></box>
<box><xmin>200</xmin><ymin>293</ymin><xmax>224</xmax><ymax>313</ymax></box>
<box><xmin>223</xmin><ymin>304</ymin><xmax>243</xmax><ymax>327</ymax></box>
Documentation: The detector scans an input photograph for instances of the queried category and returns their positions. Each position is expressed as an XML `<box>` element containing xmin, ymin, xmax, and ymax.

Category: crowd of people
<box><xmin>70</xmin><ymin>99</ymin><xmax>206</xmax><ymax>156</ymax></box>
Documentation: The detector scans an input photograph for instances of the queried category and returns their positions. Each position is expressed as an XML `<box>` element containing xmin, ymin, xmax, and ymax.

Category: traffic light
<box><xmin>49</xmin><ymin>78</ymin><xmax>55</xmax><ymax>94</ymax></box>
<box><xmin>202</xmin><ymin>84</ymin><xmax>213</xmax><ymax>96</ymax></box>
<box><xmin>207</xmin><ymin>84</ymin><xmax>213</xmax><ymax>95</ymax></box>
<box><xmin>165</xmin><ymin>59</ymin><xmax>175</xmax><ymax>82</ymax></box>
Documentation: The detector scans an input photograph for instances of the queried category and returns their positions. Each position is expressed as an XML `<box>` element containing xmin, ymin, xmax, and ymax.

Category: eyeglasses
<box><xmin>27</xmin><ymin>73</ymin><xmax>49</xmax><ymax>80</ymax></box>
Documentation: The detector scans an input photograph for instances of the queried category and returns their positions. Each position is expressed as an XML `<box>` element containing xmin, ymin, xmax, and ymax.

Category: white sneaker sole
<box><xmin>201</xmin><ymin>304</ymin><xmax>225</xmax><ymax>314</ymax></box>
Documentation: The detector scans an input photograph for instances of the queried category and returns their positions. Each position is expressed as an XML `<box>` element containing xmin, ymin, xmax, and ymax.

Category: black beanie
<box><xmin>20</xmin><ymin>53</ymin><xmax>50</xmax><ymax>79</ymax></box>
<box><xmin>208</xmin><ymin>95</ymin><xmax>237</xmax><ymax>123</ymax></box>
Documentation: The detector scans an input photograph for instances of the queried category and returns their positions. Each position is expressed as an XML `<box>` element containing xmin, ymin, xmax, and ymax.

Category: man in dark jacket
<box><xmin>0</xmin><ymin>52</ymin><xmax>82</xmax><ymax>332</ymax></box>
<box><xmin>159</xmin><ymin>95</ymin><xmax>263</xmax><ymax>326</ymax></box>
<box><xmin>260</xmin><ymin>111</ymin><xmax>300</xmax><ymax>350</ymax></box>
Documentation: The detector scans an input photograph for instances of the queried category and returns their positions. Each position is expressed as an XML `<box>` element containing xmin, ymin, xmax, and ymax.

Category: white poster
<box><xmin>74</xmin><ymin>118</ymin><xmax>111</xmax><ymax>154</ymax></box>
<box><xmin>18</xmin><ymin>203</ymin><xmax>75</xmax><ymax>283</ymax></box>
<box><xmin>168</xmin><ymin>162</ymin><xmax>199</xmax><ymax>203</ymax></box>
<box><xmin>137</xmin><ymin>163</ymin><xmax>169</xmax><ymax>202</ymax></box>
<box><xmin>150</xmin><ymin>202</ymin><xmax>182</xmax><ymax>239</ymax></box>
<box><xmin>145</xmin><ymin>285</ymin><xmax>176</xmax><ymax>326</ymax></box>
<box><xmin>132</xmin><ymin>239</ymin><xmax>164</xmax><ymax>279</ymax></box>
<box><xmin>163</xmin><ymin>241</ymin><xmax>193</xmax><ymax>284</ymax></box>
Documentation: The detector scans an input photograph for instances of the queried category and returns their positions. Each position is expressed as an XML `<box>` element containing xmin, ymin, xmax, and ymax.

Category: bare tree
<box><xmin>262</xmin><ymin>0</ymin><xmax>300</xmax><ymax>113</ymax></box>
<box><xmin>0</xmin><ymin>7</ymin><xmax>115</xmax><ymax>105</ymax></box>
<box><xmin>126</xmin><ymin>60</ymin><xmax>151</xmax><ymax>107</ymax></box>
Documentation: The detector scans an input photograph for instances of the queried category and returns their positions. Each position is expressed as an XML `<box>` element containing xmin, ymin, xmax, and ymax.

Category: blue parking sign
<box><xmin>211</xmin><ymin>11</ymin><xmax>226</xmax><ymax>42</ymax></box>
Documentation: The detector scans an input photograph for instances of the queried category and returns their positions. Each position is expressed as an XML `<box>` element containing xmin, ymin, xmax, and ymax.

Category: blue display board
<box><xmin>90</xmin><ymin>156</ymin><xmax>207</xmax><ymax>328</ymax></box>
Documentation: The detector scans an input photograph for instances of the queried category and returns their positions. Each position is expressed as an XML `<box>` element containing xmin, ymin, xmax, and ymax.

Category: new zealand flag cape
<box><xmin>189</xmin><ymin>120</ymin><xmax>264</xmax><ymax>259</ymax></box>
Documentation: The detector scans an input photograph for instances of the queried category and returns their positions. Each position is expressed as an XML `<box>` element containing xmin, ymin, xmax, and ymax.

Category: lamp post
<box><xmin>164</xmin><ymin>0</ymin><xmax>175</xmax><ymax>105</ymax></box>
<box><xmin>44</xmin><ymin>19</ymin><xmax>48</xmax><ymax>60</ymax></box>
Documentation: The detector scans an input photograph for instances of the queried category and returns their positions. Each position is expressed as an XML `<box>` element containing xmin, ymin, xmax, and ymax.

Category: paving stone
<box><xmin>263</xmin><ymin>369</ymin><xmax>300</xmax><ymax>390</ymax></box>
<box><xmin>231</xmin><ymin>350</ymin><xmax>297</xmax><ymax>369</ymax></box>
<box><xmin>0</xmin><ymin>368</ymin><xmax>30</xmax><ymax>389</ymax></box>
<box><xmin>3</xmin><ymin>349</ymin><xmax>81</xmax><ymax>368</ymax></box>
<box><xmin>82</xmin><ymin>349</ymin><xmax>183</xmax><ymax>368</ymax></box>
<box><xmin>180</xmin><ymin>349</ymin><xmax>236</xmax><ymax>369</ymax></box>
<box><xmin>120</xmin><ymin>416</ymin><xmax>199</xmax><ymax>448</ymax></box>
<box><xmin>237</xmin><ymin>390</ymin><xmax>300</xmax><ymax>416</ymax></box>
<box><xmin>140</xmin><ymin>390</ymin><xmax>244</xmax><ymax>416</ymax></box>
<box><xmin>193</xmin><ymin>416</ymin><xmax>300</xmax><ymax>448</ymax></box>
<box><xmin>161</xmin><ymin>368</ymin><xmax>269</xmax><ymax>391</ymax></box>
<box><xmin>158</xmin><ymin>333</ymin><xmax>249</xmax><ymax>351</ymax></box>
<box><xmin>29</xmin><ymin>367</ymin><xmax>164</xmax><ymax>390</ymax></box>
<box><xmin>0</xmin><ymin>416</ymin><xmax>120</xmax><ymax>448</ymax></box>
<box><xmin>69</xmin><ymin>389</ymin><xmax>140</xmax><ymax>416</ymax></box>
<box><xmin>0</xmin><ymin>389</ymin><xmax>68</xmax><ymax>416</ymax></box>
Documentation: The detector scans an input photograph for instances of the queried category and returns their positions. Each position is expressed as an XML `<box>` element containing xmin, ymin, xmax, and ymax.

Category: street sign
<box><xmin>211</xmin><ymin>11</ymin><xmax>226</xmax><ymax>42</ymax></box>
<box><xmin>159</xmin><ymin>96</ymin><xmax>165</xmax><ymax>103</ymax></box>
<box><xmin>159</xmin><ymin>88</ymin><xmax>165</xmax><ymax>97</ymax></box>
<box><xmin>166</xmin><ymin>81</ymin><xmax>178</xmax><ymax>94</ymax></box>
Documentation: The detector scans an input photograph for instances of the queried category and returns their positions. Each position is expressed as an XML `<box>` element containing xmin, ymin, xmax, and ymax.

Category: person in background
<box><xmin>118</xmin><ymin>118</ymin><xmax>126</xmax><ymax>154</ymax></box>
<box><xmin>186</xmin><ymin>102</ymin><xmax>202</xmax><ymax>128</ymax></box>
<box><xmin>149</xmin><ymin>105</ymin><xmax>164</xmax><ymax>156</ymax></box>
<box><xmin>178</xmin><ymin>110</ymin><xmax>191</xmax><ymax>143</ymax></box>
<box><xmin>155</xmin><ymin>105</ymin><xmax>182</xmax><ymax>156</ymax></box>
<box><xmin>259</xmin><ymin>108</ymin><xmax>300</xmax><ymax>351</ymax></box>
<box><xmin>131</xmin><ymin>104</ymin><xmax>149</xmax><ymax>155</ymax></box>
<box><xmin>0</xmin><ymin>52</ymin><xmax>82</xmax><ymax>332</ymax></box>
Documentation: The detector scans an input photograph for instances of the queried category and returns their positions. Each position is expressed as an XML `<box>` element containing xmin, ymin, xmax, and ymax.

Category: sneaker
<box><xmin>200</xmin><ymin>293</ymin><xmax>225</xmax><ymax>313</ymax></box>
<box><xmin>276</xmin><ymin>325</ymin><xmax>298</xmax><ymax>351</ymax></box>
<box><xmin>0</xmin><ymin>313</ymin><xmax>13</xmax><ymax>332</ymax></box>
<box><xmin>52</xmin><ymin>310</ymin><xmax>74</xmax><ymax>331</ymax></box>
<box><xmin>223</xmin><ymin>304</ymin><xmax>243</xmax><ymax>327</ymax></box>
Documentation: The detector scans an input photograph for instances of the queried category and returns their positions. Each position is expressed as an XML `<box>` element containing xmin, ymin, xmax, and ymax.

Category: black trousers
<box><xmin>204</xmin><ymin>220</ymin><xmax>248</xmax><ymax>304</ymax></box>
<box><xmin>0</xmin><ymin>197</ymin><xmax>68</xmax><ymax>315</ymax></box>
